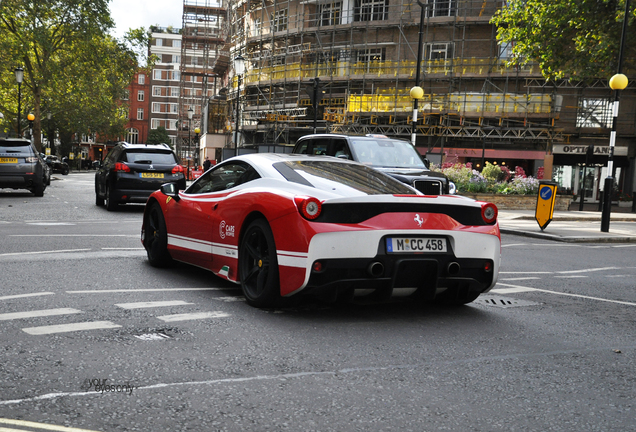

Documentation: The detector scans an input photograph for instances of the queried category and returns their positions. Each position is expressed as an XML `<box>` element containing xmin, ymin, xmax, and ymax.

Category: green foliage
<box><xmin>0</xmin><ymin>0</ymin><xmax>140</xmax><ymax>151</ymax></box>
<box><xmin>481</xmin><ymin>162</ymin><xmax>502</xmax><ymax>183</ymax></box>
<box><xmin>492</xmin><ymin>0</ymin><xmax>636</xmax><ymax>80</ymax></box>
<box><xmin>146</xmin><ymin>127</ymin><xmax>172</xmax><ymax>145</ymax></box>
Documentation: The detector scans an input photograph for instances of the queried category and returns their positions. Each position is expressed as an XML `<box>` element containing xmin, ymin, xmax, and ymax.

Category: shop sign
<box><xmin>553</xmin><ymin>145</ymin><xmax>628</xmax><ymax>156</ymax></box>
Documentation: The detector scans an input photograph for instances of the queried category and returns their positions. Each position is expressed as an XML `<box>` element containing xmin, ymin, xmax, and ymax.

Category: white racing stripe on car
<box><xmin>167</xmin><ymin>234</ymin><xmax>240</xmax><ymax>258</ymax></box>
<box><xmin>168</xmin><ymin>234</ymin><xmax>212</xmax><ymax>254</ymax></box>
<box><xmin>277</xmin><ymin>250</ymin><xmax>308</xmax><ymax>268</ymax></box>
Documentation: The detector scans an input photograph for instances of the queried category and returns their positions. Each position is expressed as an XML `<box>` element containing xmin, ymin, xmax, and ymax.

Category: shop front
<box><xmin>552</xmin><ymin>144</ymin><xmax>629</xmax><ymax>203</ymax></box>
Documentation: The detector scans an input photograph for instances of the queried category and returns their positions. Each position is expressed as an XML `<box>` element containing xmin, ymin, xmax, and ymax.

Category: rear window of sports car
<box><xmin>273</xmin><ymin>160</ymin><xmax>415</xmax><ymax>195</ymax></box>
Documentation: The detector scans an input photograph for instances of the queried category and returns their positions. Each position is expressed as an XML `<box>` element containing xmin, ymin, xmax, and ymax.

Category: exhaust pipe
<box><xmin>367</xmin><ymin>262</ymin><xmax>384</xmax><ymax>278</ymax></box>
<box><xmin>447</xmin><ymin>262</ymin><xmax>461</xmax><ymax>276</ymax></box>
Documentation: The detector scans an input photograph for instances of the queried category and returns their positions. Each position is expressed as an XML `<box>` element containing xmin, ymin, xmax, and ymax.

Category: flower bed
<box><xmin>433</xmin><ymin>162</ymin><xmax>571</xmax><ymax>210</ymax></box>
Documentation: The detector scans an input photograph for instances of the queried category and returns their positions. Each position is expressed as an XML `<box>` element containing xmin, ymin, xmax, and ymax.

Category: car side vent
<box><xmin>413</xmin><ymin>180</ymin><xmax>442</xmax><ymax>195</ymax></box>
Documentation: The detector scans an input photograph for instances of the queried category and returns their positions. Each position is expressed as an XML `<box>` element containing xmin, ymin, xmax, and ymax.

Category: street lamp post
<box><xmin>194</xmin><ymin>127</ymin><xmax>201</xmax><ymax>169</ymax></box>
<box><xmin>187</xmin><ymin>107</ymin><xmax>193</xmax><ymax>181</ymax></box>
<box><xmin>14</xmin><ymin>67</ymin><xmax>24</xmax><ymax>137</ymax></box>
<box><xmin>233</xmin><ymin>54</ymin><xmax>245</xmax><ymax>157</ymax></box>
<box><xmin>410</xmin><ymin>1</ymin><xmax>429</xmax><ymax>147</ymax></box>
<box><xmin>600</xmin><ymin>0</ymin><xmax>631</xmax><ymax>231</ymax></box>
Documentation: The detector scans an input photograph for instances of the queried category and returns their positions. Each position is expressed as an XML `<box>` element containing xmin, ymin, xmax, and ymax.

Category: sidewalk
<box><xmin>498</xmin><ymin>204</ymin><xmax>636</xmax><ymax>243</ymax></box>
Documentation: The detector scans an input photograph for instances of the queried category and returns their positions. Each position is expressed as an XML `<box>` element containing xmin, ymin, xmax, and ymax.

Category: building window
<box><xmin>357</xmin><ymin>48</ymin><xmax>384</xmax><ymax>73</ymax></box>
<box><xmin>272</xmin><ymin>9</ymin><xmax>288</xmax><ymax>32</ymax></box>
<box><xmin>576</xmin><ymin>98</ymin><xmax>612</xmax><ymax>128</ymax></box>
<box><xmin>318</xmin><ymin>2</ymin><xmax>342</xmax><ymax>26</ymax></box>
<box><xmin>126</xmin><ymin>128</ymin><xmax>139</xmax><ymax>144</ymax></box>
<box><xmin>122</xmin><ymin>89</ymin><xmax>129</xmax><ymax>100</ymax></box>
<box><xmin>426</xmin><ymin>42</ymin><xmax>454</xmax><ymax>60</ymax></box>
<box><xmin>137</xmin><ymin>108</ymin><xmax>144</xmax><ymax>120</ymax></box>
<box><xmin>171</xmin><ymin>87</ymin><xmax>180</xmax><ymax>97</ymax></box>
<box><xmin>173</xmin><ymin>40</ymin><xmax>181</xmax><ymax>48</ymax></box>
<box><xmin>155</xmin><ymin>38</ymin><xmax>163</xmax><ymax>47</ymax></box>
<box><xmin>354</xmin><ymin>0</ymin><xmax>388</xmax><ymax>22</ymax></box>
<box><xmin>499</xmin><ymin>42</ymin><xmax>513</xmax><ymax>59</ymax></box>
<box><xmin>427</xmin><ymin>0</ymin><xmax>457</xmax><ymax>17</ymax></box>
<box><xmin>137</xmin><ymin>90</ymin><xmax>144</xmax><ymax>101</ymax></box>
<box><xmin>173</xmin><ymin>55</ymin><xmax>180</xmax><ymax>64</ymax></box>
<box><xmin>138</xmin><ymin>74</ymin><xmax>145</xmax><ymax>84</ymax></box>
<box><xmin>253</xmin><ymin>18</ymin><xmax>262</xmax><ymax>36</ymax></box>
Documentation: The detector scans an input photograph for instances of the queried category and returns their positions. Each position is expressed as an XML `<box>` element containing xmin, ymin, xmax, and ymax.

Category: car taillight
<box><xmin>25</xmin><ymin>157</ymin><xmax>38</xmax><ymax>162</ymax></box>
<box><xmin>114</xmin><ymin>162</ymin><xmax>130</xmax><ymax>173</ymax></box>
<box><xmin>481</xmin><ymin>203</ymin><xmax>498</xmax><ymax>224</ymax></box>
<box><xmin>295</xmin><ymin>197</ymin><xmax>322</xmax><ymax>220</ymax></box>
<box><xmin>172</xmin><ymin>165</ymin><xmax>184</xmax><ymax>174</ymax></box>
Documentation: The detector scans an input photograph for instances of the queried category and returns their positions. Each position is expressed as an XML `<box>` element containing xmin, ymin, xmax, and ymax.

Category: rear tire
<box><xmin>95</xmin><ymin>192</ymin><xmax>104</xmax><ymax>206</ymax></box>
<box><xmin>238</xmin><ymin>219</ymin><xmax>281</xmax><ymax>308</ymax></box>
<box><xmin>105</xmin><ymin>185</ymin><xmax>118</xmax><ymax>211</ymax></box>
<box><xmin>143</xmin><ymin>202</ymin><xmax>172</xmax><ymax>267</ymax></box>
<box><xmin>33</xmin><ymin>183</ymin><xmax>45</xmax><ymax>197</ymax></box>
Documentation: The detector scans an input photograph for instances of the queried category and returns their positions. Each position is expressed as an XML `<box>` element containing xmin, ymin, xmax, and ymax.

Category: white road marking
<box><xmin>0</xmin><ymin>418</ymin><xmax>101</xmax><ymax>431</ymax></box>
<box><xmin>156</xmin><ymin>312</ymin><xmax>230</xmax><ymax>322</ymax></box>
<box><xmin>0</xmin><ymin>308</ymin><xmax>82</xmax><ymax>321</ymax></box>
<box><xmin>67</xmin><ymin>287</ymin><xmax>238</xmax><ymax>294</ymax></box>
<box><xmin>556</xmin><ymin>266</ymin><xmax>619</xmax><ymax>274</ymax></box>
<box><xmin>0</xmin><ymin>249</ymin><xmax>91</xmax><ymax>257</ymax></box>
<box><xmin>490</xmin><ymin>287</ymin><xmax>538</xmax><ymax>294</ymax></box>
<box><xmin>115</xmin><ymin>300</ymin><xmax>194</xmax><ymax>309</ymax></box>
<box><xmin>495</xmin><ymin>283</ymin><xmax>636</xmax><ymax>306</ymax></box>
<box><xmin>22</xmin><ymin>321</ymin><xmax>121</xmax><ymax>335</ymax></box>
<box><xmin>101</xmin><ymin>247</ymin><xmax>144</xmax><ymax>250</ymax></box>
<box><xmin>499</xmin><ymin>277</ymin><xmax>541</xmax><ymax>281</ymax></box>
<box><xmin>499</xmin><ymin>271</ymin><xmax>552</xmax><ymax>274</ymax></box>
<box><xmin>26</xmin><ymin>222</ymin><xmax>75</xmax><ymax>226</ymax></box>
<box><xmin>0</xmin><ymin>292</ymin><xmax>54</xmax><ymax>301</ymax></box>
<box><xmin>214</xmin><ymin>296</ymin><xmax>246</xmax><ymax>302</ymax></box>
<box><xmin>554</xmin><ymin>276</ymin><xmax>588</xmax><ymax>279</ymax></box>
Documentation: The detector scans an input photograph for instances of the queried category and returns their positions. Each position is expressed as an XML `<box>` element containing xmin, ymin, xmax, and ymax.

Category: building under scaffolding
<box><xmin>213</xmin><ymin>0</ymin><xmax>635</xmax><ymax>197</ymax></box>
<box><xmin>178</xmin><ymin>0</ymin><xmax>228</xmax><ymax>166</ymax></box>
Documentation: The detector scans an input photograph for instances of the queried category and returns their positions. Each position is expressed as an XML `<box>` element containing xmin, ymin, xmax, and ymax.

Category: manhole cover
<box><xmin>475</xmin><ymin>295</ymin><xmax>540</xmax><ymax>308</ymax></box>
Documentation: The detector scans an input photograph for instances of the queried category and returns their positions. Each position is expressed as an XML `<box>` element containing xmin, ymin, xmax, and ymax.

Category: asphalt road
<box><xmin>1</xmin><ymin>173</ymin><xmax>635</xmax><ymax>432</ymax></box>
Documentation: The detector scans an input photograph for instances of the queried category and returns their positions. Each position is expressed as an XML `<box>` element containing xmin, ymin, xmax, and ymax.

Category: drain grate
<box><xmin>475</xmin><ymin>295</ymin><xmax>540</xmax><ymax>308</ymax></box>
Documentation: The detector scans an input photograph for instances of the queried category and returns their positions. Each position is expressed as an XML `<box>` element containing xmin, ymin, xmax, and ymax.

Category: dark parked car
<box><xmin>0</xmin><ymin>138</ymin><xmax>48</xmax><ymax>196</ymax></box>
<box><xmin>44</xmin><ymin>155</ymin><xmax>70</xmax><ymax>175</ymax></box>
<box><xmin>95</xmin><ymin>142</ymin><xmax>186</xmax><ymax>211</ymax></box>
<box><xmin>293</xmin><ymin>134</ymin><xmax>456</xmax><ymax>195</ymax></box>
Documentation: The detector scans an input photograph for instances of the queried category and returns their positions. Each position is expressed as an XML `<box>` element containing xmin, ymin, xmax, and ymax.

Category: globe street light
<box><xmin>233</xmin><ymin>54</ymin><xmax>246</xmax><ymax>157</ymax></box>
<box><xmin>15</xmin><ymin>67</ymin><xmax>24</xmax><ymax>137</ymax></box>
<box><xmin>187</xmin><ymin>107</ymin><xmax>194</xmax><ymax>181</ymax></box>
<box><xmin>411</xmin><ymin>1</ymin><xmax>430</xmax><ymax>147</ymax></box>
<box><xmin>600</xmin><ymin>0</ymin><xmax>631</xmax><ymax>230</ymax></box>
<box><xmin>194</xmin><ymin>127</ymin><xmax>201</xmax><ymax>168</ymax></box>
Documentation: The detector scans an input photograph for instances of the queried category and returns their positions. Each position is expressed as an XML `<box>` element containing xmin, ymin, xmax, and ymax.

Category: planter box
<box><xmin>462</xmin><ymin>193</ymin><xmax>572</xmax><ymax>211</ymax></box>
<box><xmin>618</xmin><ymin>201</ymin><xmax>632</xmax><ymax>208</ymax></box>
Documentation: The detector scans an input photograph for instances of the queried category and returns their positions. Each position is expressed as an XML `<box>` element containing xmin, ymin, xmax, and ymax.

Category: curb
<box><xmin>499</xmin><ymin>227</ymin><xmax>636</xmax><ymax>243</ymax></box>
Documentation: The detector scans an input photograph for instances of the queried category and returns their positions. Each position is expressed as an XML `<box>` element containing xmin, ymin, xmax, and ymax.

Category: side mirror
<box><xmin>160</xmin><ymin>182</ymin><xmax>180</xmax><ymax>201</ymax></box>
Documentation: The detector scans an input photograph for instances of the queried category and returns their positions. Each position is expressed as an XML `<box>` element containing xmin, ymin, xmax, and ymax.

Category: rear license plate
<box><xmin>0</xmin><ymin>158</ymin><xmax>18</xmax><ymax>163</ymax></box>
<box><xmin>386</xmin><ymin>237</ymin><xmax>447</xmax><ymax>253</ymax></box>
<box><xmin>140</xmin><ymin>172</ymin><xmax>164</xmax><ymax>178</ymax></box>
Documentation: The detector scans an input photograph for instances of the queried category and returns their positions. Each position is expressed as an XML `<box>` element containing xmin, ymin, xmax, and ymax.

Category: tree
<box><xmin>146</xmin><ymin>127</ymin><xmax>172</xmax><ymax>146</ymax></box>
<box><xmin>492</xmin><ymin>0</ymin><xmax>635</xmax><ymax>80</ymax></box>
<box><xmin>0</xmin><ymin>0</ymin><xmax>143</xmax><ymax>151</ymax></box>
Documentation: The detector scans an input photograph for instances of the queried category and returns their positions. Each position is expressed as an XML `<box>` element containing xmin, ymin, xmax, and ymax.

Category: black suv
<box><xmin>95</xmin><ymin>142</ymin><xmax>186</xmax><ymax>211</ymax></box>
<box><xmin>0</xmin><ymin>138</ymin><xmax>49</xmax><ymax>196</ymax></box>
<box><xmin>293</xmin><ymin>134</ymin><xmax>455</xmax><ymax>195</ymax></box>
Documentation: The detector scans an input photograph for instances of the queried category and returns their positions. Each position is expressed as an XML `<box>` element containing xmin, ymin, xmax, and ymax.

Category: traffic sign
<box><xmin>535</xmin><ymin>181</ymin><xmax>558</xmax><ymax>230</ymax></box>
